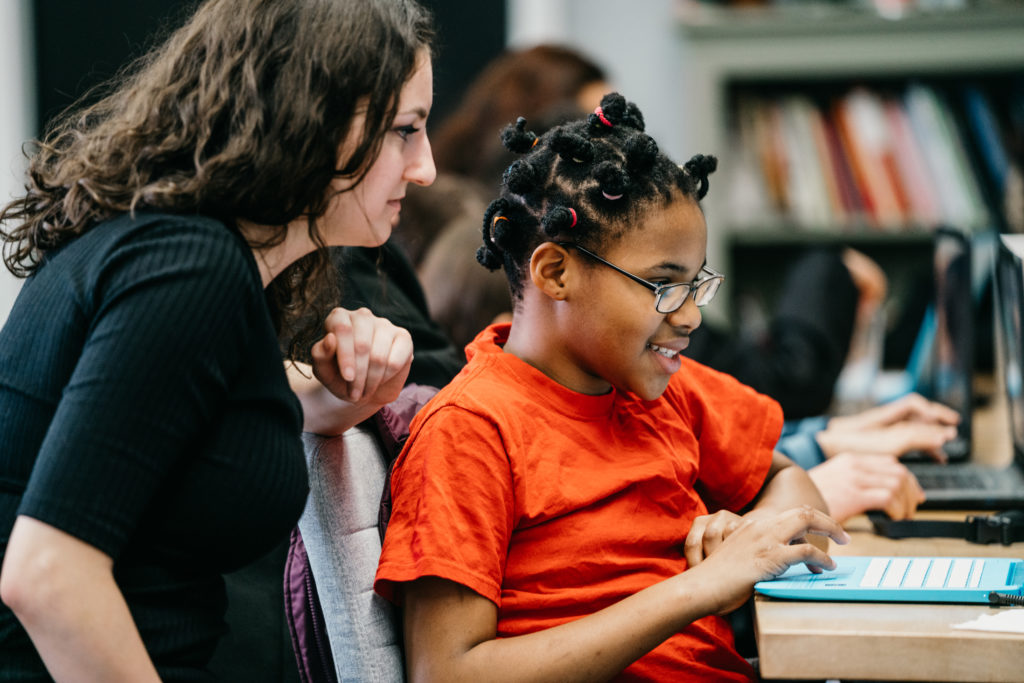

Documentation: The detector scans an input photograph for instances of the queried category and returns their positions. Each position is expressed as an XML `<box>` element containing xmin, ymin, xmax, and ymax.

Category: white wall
<box><xmin>0</xmin><ymin>0</ymin><xmax>35</xmax><ymax>324</ymax></box>
<box><xmin>507</xmin><ymin>0</ymin><xmax>690</xmax><ymax>160</ymax></box>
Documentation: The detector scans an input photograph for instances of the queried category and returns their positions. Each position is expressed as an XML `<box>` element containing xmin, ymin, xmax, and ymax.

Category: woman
<box><xmin>0</xmin><ymin>0</ymin><xmax>435</xmax><ymax>680</ymax></box>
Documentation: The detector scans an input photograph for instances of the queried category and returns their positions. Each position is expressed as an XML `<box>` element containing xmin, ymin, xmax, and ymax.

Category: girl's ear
<box><xmin>528</xmin><ymin>242</ymin><xmax>572</xmax><ymax>301</ymax></box>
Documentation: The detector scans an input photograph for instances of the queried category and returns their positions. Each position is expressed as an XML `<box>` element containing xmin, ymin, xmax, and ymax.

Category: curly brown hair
<box><xmin>1</xmin><ymin>0</ymin><xmax>434</xmax><ymax>350</ymax></box>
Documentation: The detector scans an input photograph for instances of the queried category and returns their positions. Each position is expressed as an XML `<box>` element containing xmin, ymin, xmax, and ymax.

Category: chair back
<box><xmin>285</xmin><ymin>385</ymin><xmax>437</xmax><ymax>683</ymax></box>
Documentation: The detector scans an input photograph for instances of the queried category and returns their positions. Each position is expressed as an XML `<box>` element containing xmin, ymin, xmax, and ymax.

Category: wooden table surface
<box><xmin>754</xmin><ymin>384</ymin><xmax>1024</xmax><ymax>682</ymax></box>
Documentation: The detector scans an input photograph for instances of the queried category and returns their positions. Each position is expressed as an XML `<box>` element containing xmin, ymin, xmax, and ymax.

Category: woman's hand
<box><xmin>808</xmin><ymin>453</ymin><xmax>925</xmax><ymax>523</ymax></box>
<box><xmin>289</xmin><ymin>307</ymin><xmax>414</xmax><ymax>435</ymax></box>
<box><xmin>311</xmin><ymin>307</ymin><xmax>413</xmax><ymax>405</ymax></box>
<box><xmin>686</xmin><ymin>506</ymin><xmax>850</xmax><ymax>615</ymax></box>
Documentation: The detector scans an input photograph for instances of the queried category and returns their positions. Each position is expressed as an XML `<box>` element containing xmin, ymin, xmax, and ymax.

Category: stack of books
<box><xmin>724</xmin><ymin>82</ymin><xmax>1018</xmax><ymax>234</ymax></box>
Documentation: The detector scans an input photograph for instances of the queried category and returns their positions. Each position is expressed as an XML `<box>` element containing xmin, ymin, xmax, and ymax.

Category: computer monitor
<box><xmin>911</xmin><ymin>227</ymin><xmax>974</xmax><ymax>461</ymax></box>
<box><xmin>994</xmin><ymin>234</ymin><xmax>1024</xmax><ymax>464</ymax></box>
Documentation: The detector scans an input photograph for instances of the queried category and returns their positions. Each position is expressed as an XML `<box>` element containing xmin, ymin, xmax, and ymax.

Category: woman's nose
<box><xmin>406</xmin><ymin>135</ymin><xmax>436</xmax><ymax>187</ymax></box>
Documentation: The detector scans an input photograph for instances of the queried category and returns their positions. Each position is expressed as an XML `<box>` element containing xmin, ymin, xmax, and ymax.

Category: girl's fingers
<box><xmin>784</xmin><ymin>540</ymin><xmax>839</xmax><ymax>574</ymax></box>
<box><xmin>776</xmin><ymin>506</ymin><xmax>850</xmax><ymax>547</ymax></box>
<box><xmin>684</xmin><ymin>516</ymin><xmax>709</xmax><ymax>568</ymax></box>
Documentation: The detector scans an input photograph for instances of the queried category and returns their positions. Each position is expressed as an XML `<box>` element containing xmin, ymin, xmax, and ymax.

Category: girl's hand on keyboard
<box><xmin>686</xmin><ymin>506</ymin><xmax>850</xmax><ymax>615</ymax></box>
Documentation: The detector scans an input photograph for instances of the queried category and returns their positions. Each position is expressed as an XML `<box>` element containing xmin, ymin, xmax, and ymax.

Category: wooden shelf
<box><xmin>676</xmin><ymin>1</ymin><xmax>1024</xmax><ymax>39</ymax></box>
<box><xmin>723</xmin><ymin>228</ymin><xmax>935</xmax><ymax>249</ymax></box>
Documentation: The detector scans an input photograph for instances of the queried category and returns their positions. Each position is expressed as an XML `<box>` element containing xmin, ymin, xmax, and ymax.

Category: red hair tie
<box><xmin>568</xmin><ymin>207</ymin><xmax>578</xmax><ymax>228</ymax></box>
<box><xmin>531</xmin><ymin>135</ymin><xmax>539</xmax><ymax>148</ymax></box>
<box><xmin>594</xmin><ymin>106</ymin><xmax>612</xmax><ymax>127</ymax></box>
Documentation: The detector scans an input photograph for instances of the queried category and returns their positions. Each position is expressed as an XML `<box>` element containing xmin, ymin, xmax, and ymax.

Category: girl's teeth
<box><xmin>647</xmin><ymin>343</ymin><xmax>676</xmax><ymax>359</ymax></box>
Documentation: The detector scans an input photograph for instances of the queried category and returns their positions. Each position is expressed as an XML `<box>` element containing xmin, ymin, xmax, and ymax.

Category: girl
<box><xmin>0</xmin><ymin>0</ymin><xmax>434</xmax><ymax>680</ymax></box>
<box><xmin>375</xmin><ymin>93</ymin><xmax>848</xmax><ymax>682</ymax></box>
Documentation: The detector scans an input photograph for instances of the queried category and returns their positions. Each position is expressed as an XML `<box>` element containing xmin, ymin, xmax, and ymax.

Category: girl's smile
<box><xmin>646</xmin><ymin>339</ymin><xmax>688</xmax><ymax>374</ymax></box>
<box><xmin>513</xmin><ymin>196</ymin><xmax>711</xmax><ymax>402</ymax></box>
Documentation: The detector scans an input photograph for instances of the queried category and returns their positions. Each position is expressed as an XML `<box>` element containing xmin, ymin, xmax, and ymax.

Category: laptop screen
<box><xmin>913</xmin><ymin>228</ymin><xmax>974</xmax><ymax>460</ymax></box>
<box><xmin>995</xmin><ymin>234</ymin><xmax>1024</xmax><ymax>463</ymax></box>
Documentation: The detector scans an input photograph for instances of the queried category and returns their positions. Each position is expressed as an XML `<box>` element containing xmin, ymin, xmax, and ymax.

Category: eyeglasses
<box><xmin>559</xmin><ymin>242</ymin><xmax>724</xmax><ymax>314</ymax></box>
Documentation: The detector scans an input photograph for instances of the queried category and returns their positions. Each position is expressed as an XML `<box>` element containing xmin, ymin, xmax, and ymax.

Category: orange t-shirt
<box><xmin>375</xmin><ymin>324</ymin><xmax>782</xmax><ymax>682</ymax></box>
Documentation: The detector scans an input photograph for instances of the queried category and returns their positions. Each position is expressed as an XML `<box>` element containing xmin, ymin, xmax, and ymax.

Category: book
<box><xmin>754</xmin><ymin>99</ymin><xmax>790</xmax><ymax>215</ymax></box>
<box><xmin>821</xmin><ymin>110</ymin><xmax>869</xmax><ymax>226</ymax></box>
<box><xmin>885</xmin><ymin>98</ymin><xmax>942</xmax><ymax>228</ymax></box>
<box><xmin>963</xmin><ymin>86</ymin><xmax>1010</xmax><ymax>193</ymax></box>
<box><xmin>833</xmin><ymin>88</ymin><xmax>907</xmax><ymax>230</ymax></box>
<box><xmin>806</xmin><ymin>99</ymin><xmax>848</xmax><ymax>226</ymax></box>
<box><xmin>727</xmin><ymin>96</ymin><xmax>776</xmax><ymax>228</ymax></box>
<box><xmin>777</xmin><ymin>95</ymin><xmax>835</xmax><ymax>229</ymax></box>
<box><xmin>904</xmin><ymin>83</ymin><xmax>989</xmax><ymax>231</ymax></box>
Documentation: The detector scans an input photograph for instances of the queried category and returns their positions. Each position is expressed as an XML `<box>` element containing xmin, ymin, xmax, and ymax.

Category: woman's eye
<box><xmin>394</xmin><ymin>124</ymin><xmax>420</xmax><ymax>141</ymax></box>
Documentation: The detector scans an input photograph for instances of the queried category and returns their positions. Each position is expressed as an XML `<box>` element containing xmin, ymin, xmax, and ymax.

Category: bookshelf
<box><xmin>676</xmin><ymin>1</ymin><xmax>1024</xmax><ymax>336</ymax></box>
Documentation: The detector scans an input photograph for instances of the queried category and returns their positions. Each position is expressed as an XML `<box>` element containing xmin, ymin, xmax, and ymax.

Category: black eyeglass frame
<box><xmin>557</xmin><ymin>242</ymin><xmax>724</xmax><ymax>313</ymax></box>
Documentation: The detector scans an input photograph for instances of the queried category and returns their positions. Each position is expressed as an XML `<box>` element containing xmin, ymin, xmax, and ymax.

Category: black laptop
<box><xmin>905</xmin><ymin>231</ymin><xmax>1024</xmax><ymax>509</ymax></box>
<box><xmin>908</xmin><ymin>227</ymin><xmax>974</xmax><ymax>462</ymax></box>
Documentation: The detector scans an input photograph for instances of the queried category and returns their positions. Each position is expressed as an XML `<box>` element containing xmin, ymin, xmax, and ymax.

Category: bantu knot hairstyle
<box><xmin>477</xmin><ymin>197</ymin><xmax>537</xmax><ymax>272</ymax></box>
<box><xmin>624</xmin><ymin>134</ymin><xmax>658</xmax><ymax>176</ymax></box>
<box><xmin>503</xmin><ymin>159</ymin><xmax>540</xmax><ymax>196</ymax></box>
<box><xmin>593</xmin><ymin>161</ymin><xmax>629</xmax><ymax>200</ymax></box>
<box><xmin>541</xmin><ymin>205</ymin><xmax>578</xmax><ymax>237</ymax></box>
<box><xmin>479</xmin><ymin>92</ymin><xmax>717</xmax><ymax>300</ymax></box>
<box><xmin>588</xmin><ymin>94</ymin><xmax>645</xmax><ymax>132</ymax></box>
<box><xmin>549</xmin><ymin>130</ymin><xmax>594</xmax><ymax>164</ymax></box>
<box><xmin>500</xmin><ymin>117</ymin><xmax>538</xmax><ymax>154</ymax></box>
<box><xmin>682</xmin><ymin>154</ymin><xmax>718</xmax><ymax>201</ymax></box>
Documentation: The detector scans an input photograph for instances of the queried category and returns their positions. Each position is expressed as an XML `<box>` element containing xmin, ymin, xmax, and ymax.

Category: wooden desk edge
<box><xmin>754</xmin><ymin>597</ymin><xmax>1024</xmax><ymax>682</ymax></box>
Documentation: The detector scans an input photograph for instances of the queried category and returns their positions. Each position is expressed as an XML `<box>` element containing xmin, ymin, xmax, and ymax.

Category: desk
<box><xmin>755</xmin><ymin>388</ymin><xmax>1024</xmax><ymax>682</ymax></box>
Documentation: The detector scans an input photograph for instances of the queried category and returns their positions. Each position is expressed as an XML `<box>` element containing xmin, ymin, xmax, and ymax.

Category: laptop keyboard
<box><xmin>914</xmin><ymin>469</ymin><xmax>991</xmax><ymax>490</ymax></box>
<box><xmin>860</xmin><ymin>557</ymin><xmax>985</xmax><ymax>589</ymax></box>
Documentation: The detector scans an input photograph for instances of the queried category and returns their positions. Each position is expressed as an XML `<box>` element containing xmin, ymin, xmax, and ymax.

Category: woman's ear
<box><xmin>528</xmin><ymin>242</ymin><xmax>572</xmax><ymax>301</ymax></box>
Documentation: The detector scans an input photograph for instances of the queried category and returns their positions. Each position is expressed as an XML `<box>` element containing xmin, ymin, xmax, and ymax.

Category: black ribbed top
<box><xmin>0</xmin><ymin>212</ymin><xmax>308</xmax><ymax>681</ymax></box>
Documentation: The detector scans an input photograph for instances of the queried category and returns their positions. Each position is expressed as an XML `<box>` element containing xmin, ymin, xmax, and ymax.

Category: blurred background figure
<box><xmin>430</xmin><ymin>43</ymin><xmax>610</xmax><ymax>186</ymax></box>
<box><xmin>414</xmin><ymin>44</ymin><xmax>610</xmax><ymax>350</ymax></box>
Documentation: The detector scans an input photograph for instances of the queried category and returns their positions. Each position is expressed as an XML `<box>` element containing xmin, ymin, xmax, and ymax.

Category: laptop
<box><xmin>754</xmin><ymin>555</ymin><xmax>1024</xmax><ymax>604</ymax></box>
<box><xmin>903</xmin><ymin>230</ymin><xmax>1024</xmax><ymax>509</ymax></box>
<box><xmin>905</xmin><ymin>226</ymin><xmax>974</xmax><ymax>462</ymax></box>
